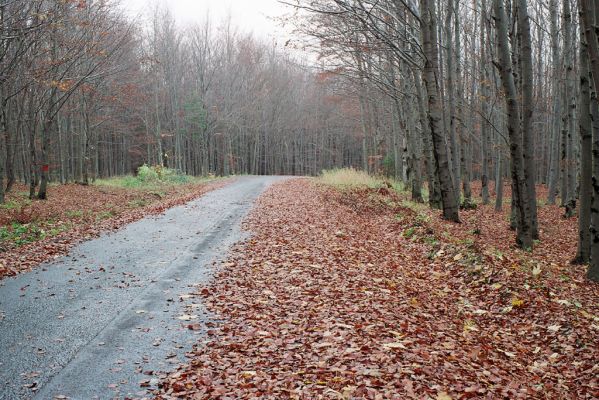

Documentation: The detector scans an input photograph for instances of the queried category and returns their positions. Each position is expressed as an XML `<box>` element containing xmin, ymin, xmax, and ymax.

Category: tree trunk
<box><xmin>413</xmin><ymin>69</ymin><xmax>441</xmax><ymax>209</ymax></box>
<box><xmin>547</xmin><ymin>0</ymin><xmax>561</xmax><ymax>204</ymax></box>
<box><xmin>493</xmin><ymin>0</ymin><xmax>533</xmax><ymax>248</ymax></box>
<box><xmin>37</xmin><ymin>110</ymin><xmax>54</xmax><ymax>200</ymax></box>
<box><xmin>480</xmin><ymin>0</ymin><xmax>491</xmax><ymax>205</ymax></box>
<box><xmin>420</xmin><ymin>0</ymin><xmax>460</xmax><ymax>222</ymax></box>
<box><xmin>445</xmin><ymin>0</ymin><xmax>461</xmax><ymax>199</ymax></box>
<box><xmin>576</xmin><ymin>17</ymin><xmax>592</xmax><ymax>264</ymax></box>
<box><xmin>517</xmin><ymin>0</ymin><xmax>539</xmax><ymax>238</ymax></box>
<box><xmin>579</xmin><ymin>0</ymin><xmax>599</xmax><ymax>281</ymax></box>
<box><xmin>495</xmin><ymin>150</ymin><xmax>504</xmax><ymax>212</ymax></box>
<box><xmin>0</xmin><ymin>105</ymin><xmax>5</xmax><ymax>204</ymax></box>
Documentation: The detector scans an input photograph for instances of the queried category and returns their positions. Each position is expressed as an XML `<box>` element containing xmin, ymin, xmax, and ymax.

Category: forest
<box><xmin>1</xmin><ymin>1</ymin><xmax>598</xmax><ymax>398</ymax></box>
<box><xmin>0</xmin><ymin>0</ymin><xmax>598</xmax><ymax>277</ymax></box>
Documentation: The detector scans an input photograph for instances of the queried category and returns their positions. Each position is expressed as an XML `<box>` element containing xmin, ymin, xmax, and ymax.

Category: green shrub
<box><xmin>96</xmin><ymin>164</ymin><xmax>199</xmax><ymax>189</ymax></box>
<box><xmin>137</xmin><ymin>164</ymin><xmax>160</xmax><ymax>182</ymax></box>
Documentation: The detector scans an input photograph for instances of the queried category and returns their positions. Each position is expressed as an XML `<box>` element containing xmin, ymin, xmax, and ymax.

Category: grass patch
<box><xmin>95</xmin><ymin>165</ymin><xmax>208</xmax><ymax>190</ymax></box>
<box><xmin>317</xmin><ymin>168</ymin><xmax>385</xmax><ymax>189</ymax></box>
<box><xmin>96</xmin><ymin>210</ymin><xmax>114</xmax><ymax>220</ymax></box>
<box><xmin>0</xmin><ymin>221</ymin><xmax>74</xmax><ymax>249</ymax></box>
<box><xmin>403</xmin><ymin>227</ymin><xmax>417</xmax><ymax>239</ymax></box>
<box><xmin>128</xmin><ymin>199</ymin><xmax>149</xmax><ymax>208</ymax></box>
<box><xmin>66</xmin><ymin>210</ymin><xmax>84</xmax><ymax>218</ymax></box>
<box><xmin>0</xmin><ymin>200</ymin><xmax>23</xmax><ymax>210</ymax></box>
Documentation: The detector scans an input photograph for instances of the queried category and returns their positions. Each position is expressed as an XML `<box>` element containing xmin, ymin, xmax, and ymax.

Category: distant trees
<box><xmin>0</xmin><ymin>0</ymin><xmax>366</xmax><ymax>202</ymax></box>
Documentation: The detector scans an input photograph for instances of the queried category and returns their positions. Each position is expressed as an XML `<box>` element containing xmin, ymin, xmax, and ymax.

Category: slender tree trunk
<box><xmin>561</xmin><ymin>0</ymin><xmax>575</xmax><ymax>212</ymax></box>
<box><xmin>495</xmin><ymin>150</ymin><xmax>504</xmax><ymax>211</ymax></box>
<box><xmin>445</xmin><ymin>0</ymin><xmax>461</xmax><ymax>198</ymax></box>
<box><xmin>576</xmin><ymin>18</ymin><xmax>592</xmax><ymax>264</ymax></box>
<box><xmin>37</xmin><ymin>108</ymin><xmax>55</xmax><ymax>200</ymax></box>
<box><xmin>420</xmin><ymin>0</ymin><xmax>460</xmax><ymax>222</ymax></box>
<box><xmin>480</xmin><ymin>0</ymin><xmax>491</xmax><ymax>205</ymax></box>
<box><xmin>154</xmin><ymin>85</ymin><xmax>163</xmax><ymax>166</ymax></box>
<box><xmin>0</xmin><ymin>106</ymin><xmax>5</xmax><ymax>204</ymax></box>
<box><xmin>517</xmin><ymin>0</ymin><xmax>539</xmax><ymax>238</ymax></box>
<box><xmin>493</xmin><ymin>0</ymin><xmax>533</xmax><ymax>248</ymax></box>
<box><xmin>413</xmin><ymin>69</ymin><xmax>441</xmax><ymax>208</ymax></box>
<box><xmin>547</xmin><ymin>0</ymin><xmax>561</xmax><ymax>204</ymax></box>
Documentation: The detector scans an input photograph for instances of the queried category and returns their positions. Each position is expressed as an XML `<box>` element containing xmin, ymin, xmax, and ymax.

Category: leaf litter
<box><xmin>155</xmin><ymin>179</ymin><xmax>598</xmax><ymax>399</ymax></box>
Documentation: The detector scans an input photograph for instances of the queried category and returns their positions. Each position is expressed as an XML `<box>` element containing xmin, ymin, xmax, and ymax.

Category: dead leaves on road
<box><xmin>158</xmin><ymin>179</ymin><xmax>598</xmax><ymax>399</ymax></box>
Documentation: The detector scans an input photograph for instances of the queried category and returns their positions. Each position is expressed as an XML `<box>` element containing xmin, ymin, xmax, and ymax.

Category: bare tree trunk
<box><xmin>562</xmin><ymin>0</ymin><xmax>577</xmax><ymax>218</ymax></box>
<box><xmin>445</xmin><ymin>0</ymin><xmax>461</xmax><ymax>199</ymax></box>
<box><xmin>0</xmin><ymin>105</ymin><xmax>5</xmax><ymax>204</ymax></box>
<box><xmin>547</xmin><ymin>0</ymin><xmax>561</xmax><ymax>204</ymax></box>
<box><xmin>579</xmin><ymin>0</ymin><xmax>599</xmax><ymax>281</ymax></box>
<box><xmin>576</xmin><ymin>17</ymin><xmax>592</xmax><ymax>264</ymax></box>
<box><xmin>413</xmin><ymin>69</ymin><xmax>441</xmax><ymax>208</ymax></box>
<box><xmin>517</xmin><ymin>0</ymin><xmax>539</xmax><ymax>238</ymax></box>
<box><xmin>493</xmin><ymin>0</ymin><xmax>533</xmax><ymax>248</ymax></box>
<box><xmin>480</xmin><ymin>0</ymin><xmax>491</xmax><ymax>205</ymax></box>
<box><xmin>420</xmin><ymin>0</ymin><xmax>460</xmax><ymax>222</ymax></box>
<box><xmin>495</xmin><ymin>150</ymin><xmax>504</xmax><ymax>211</ymax></box>
<box><xmin>154</xmin><ymin>85</ymin><xmax>164</xmax><ymax>166</ymax></box>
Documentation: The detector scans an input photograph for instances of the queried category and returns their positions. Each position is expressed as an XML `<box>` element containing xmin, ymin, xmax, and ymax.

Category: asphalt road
<box><xmin>0</xmin><ymin>176</ymin><xmax>284</xmax><ymax>400</ymax></box>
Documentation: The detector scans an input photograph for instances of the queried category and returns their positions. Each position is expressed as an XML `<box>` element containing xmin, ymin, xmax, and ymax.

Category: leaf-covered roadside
<box><xmin>158</xmin><ymin>179</ymin><xmax>598</xmax><ymax>399</ymax></box>
<box><xmin>0</xmin><ymin>179</ymin><xmax>229</xmax><ymax>279</ymax></box>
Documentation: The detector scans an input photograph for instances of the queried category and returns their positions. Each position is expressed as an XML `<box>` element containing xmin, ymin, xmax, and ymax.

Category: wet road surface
<box><xmin>0</xmin><ymin>176</ymin><xmax>285</xmax><ymax>400</ymax></box>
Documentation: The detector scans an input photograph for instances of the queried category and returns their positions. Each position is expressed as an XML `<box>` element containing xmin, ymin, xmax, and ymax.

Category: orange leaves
<box><xmin>49</xmin><ymin>79</ymin><xmax>75</xmax><ymax>92</ymax></box>
<box><xmin>157</xmin><ymin>179</ymin><xmax>599</xmax><ymax>399</ymax></box>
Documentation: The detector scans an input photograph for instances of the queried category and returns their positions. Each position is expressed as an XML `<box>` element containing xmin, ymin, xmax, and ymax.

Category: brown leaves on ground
<box><xmin>0</xmin><ymin>180</ymin><xmax>229</xmax><ymax>278</ymax></box>
<box><xmin>158</xmin><ymin>179</ymin><xmax>598</xmax><ymax>399</ymax></box>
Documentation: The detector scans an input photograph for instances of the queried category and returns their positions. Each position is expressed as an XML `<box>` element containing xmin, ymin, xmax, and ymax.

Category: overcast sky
<box><xmin>121</xmin><ymin>0</ymin><xmax>292</xmax><ymax>41</ymax></box>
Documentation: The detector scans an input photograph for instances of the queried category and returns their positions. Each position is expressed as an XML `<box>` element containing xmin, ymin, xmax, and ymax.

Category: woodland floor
<box><xmin>158</xmin><ymin>179</ymin><xmax>599</xmax><ymax>399</ymax></box>
<box><xmin>0</xmin><ymin>178</ymin><xmax>228</xmax><ymax>278</ymax></box>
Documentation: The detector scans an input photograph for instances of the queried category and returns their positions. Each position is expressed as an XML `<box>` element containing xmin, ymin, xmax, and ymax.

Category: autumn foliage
<box><xmin>158</xmin><ymin>179</ymin><xmax>597</xmax><ymax>399</ymax></box>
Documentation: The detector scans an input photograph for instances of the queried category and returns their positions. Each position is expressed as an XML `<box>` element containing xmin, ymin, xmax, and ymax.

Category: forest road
<box><xmin>0</xmin><ymin>176</ymin><xmax>287</xmax><ymax>400</ymax></box>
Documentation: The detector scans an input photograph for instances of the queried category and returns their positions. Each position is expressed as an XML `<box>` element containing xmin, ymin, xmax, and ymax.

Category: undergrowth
<box><xmin>0</xmin><ymin>221</ymin><xmax>71</xmax><ymax>249</ymax></box>
<box><xmin>319</xmin><ymin>168</ymin><xmax>485</xmax><ymax>270</ymax></box>
<box><xmin>95</xmin><ymin>164</ymin><xmax>210</xmax><ymax>189</ymax></box>
<box><xmin>317</xmin><ymin>168</ymin><xmax>389</xmax><ymax>189</ymax></box>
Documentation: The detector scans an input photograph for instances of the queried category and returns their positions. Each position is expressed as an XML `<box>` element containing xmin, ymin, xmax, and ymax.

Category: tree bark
<box><xmin>480</xmin><ymin>0</ymin><xmax>491</xmax><ymax>205</ymax></box>
<box><xmin>576</xmin><ymin>16</ymin><xmax>592</xmax><ymax>264</ymax></box>
<box><xmin>517</xmin><ymin>0</ymin><xmax>539</xmax><ymax>238</ymax></box>
<box><xmin>420</xmin><ymin>0</ymin><xmax>460</xmax><ymax>222</ymax></box>
<box><xmin>579</xmin><ymin>0</ymin><xmax>599</xmax><ymax>281</ymax></box>
<box><xmin>493</xmin><ymin>0</ymin><xmax>533</xmax><ymax>248</ymax></box>
<box><xmin>547</xmin><ymin>0</ymin><xmax>561</xmax><ymax>205</ymax></box>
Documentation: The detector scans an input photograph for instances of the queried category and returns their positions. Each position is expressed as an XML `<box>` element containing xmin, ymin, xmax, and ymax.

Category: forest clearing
<box><xmin>1</xmin><ymin>0</ymin><xmax>599</xmax><ymax>398</ymax></box>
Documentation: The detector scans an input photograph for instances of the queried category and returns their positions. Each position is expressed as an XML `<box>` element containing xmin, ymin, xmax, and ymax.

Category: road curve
<box><xmin>0</xmin><ymin>176</ymin><xmax>286</xmax><ymax>400</ymax></box>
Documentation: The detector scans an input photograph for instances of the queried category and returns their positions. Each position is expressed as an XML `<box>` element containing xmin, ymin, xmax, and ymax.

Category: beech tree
<box><xmin>579</xmin><ymin>0</ymin><xmax>599</xmax><ymax>280</ymax></box>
